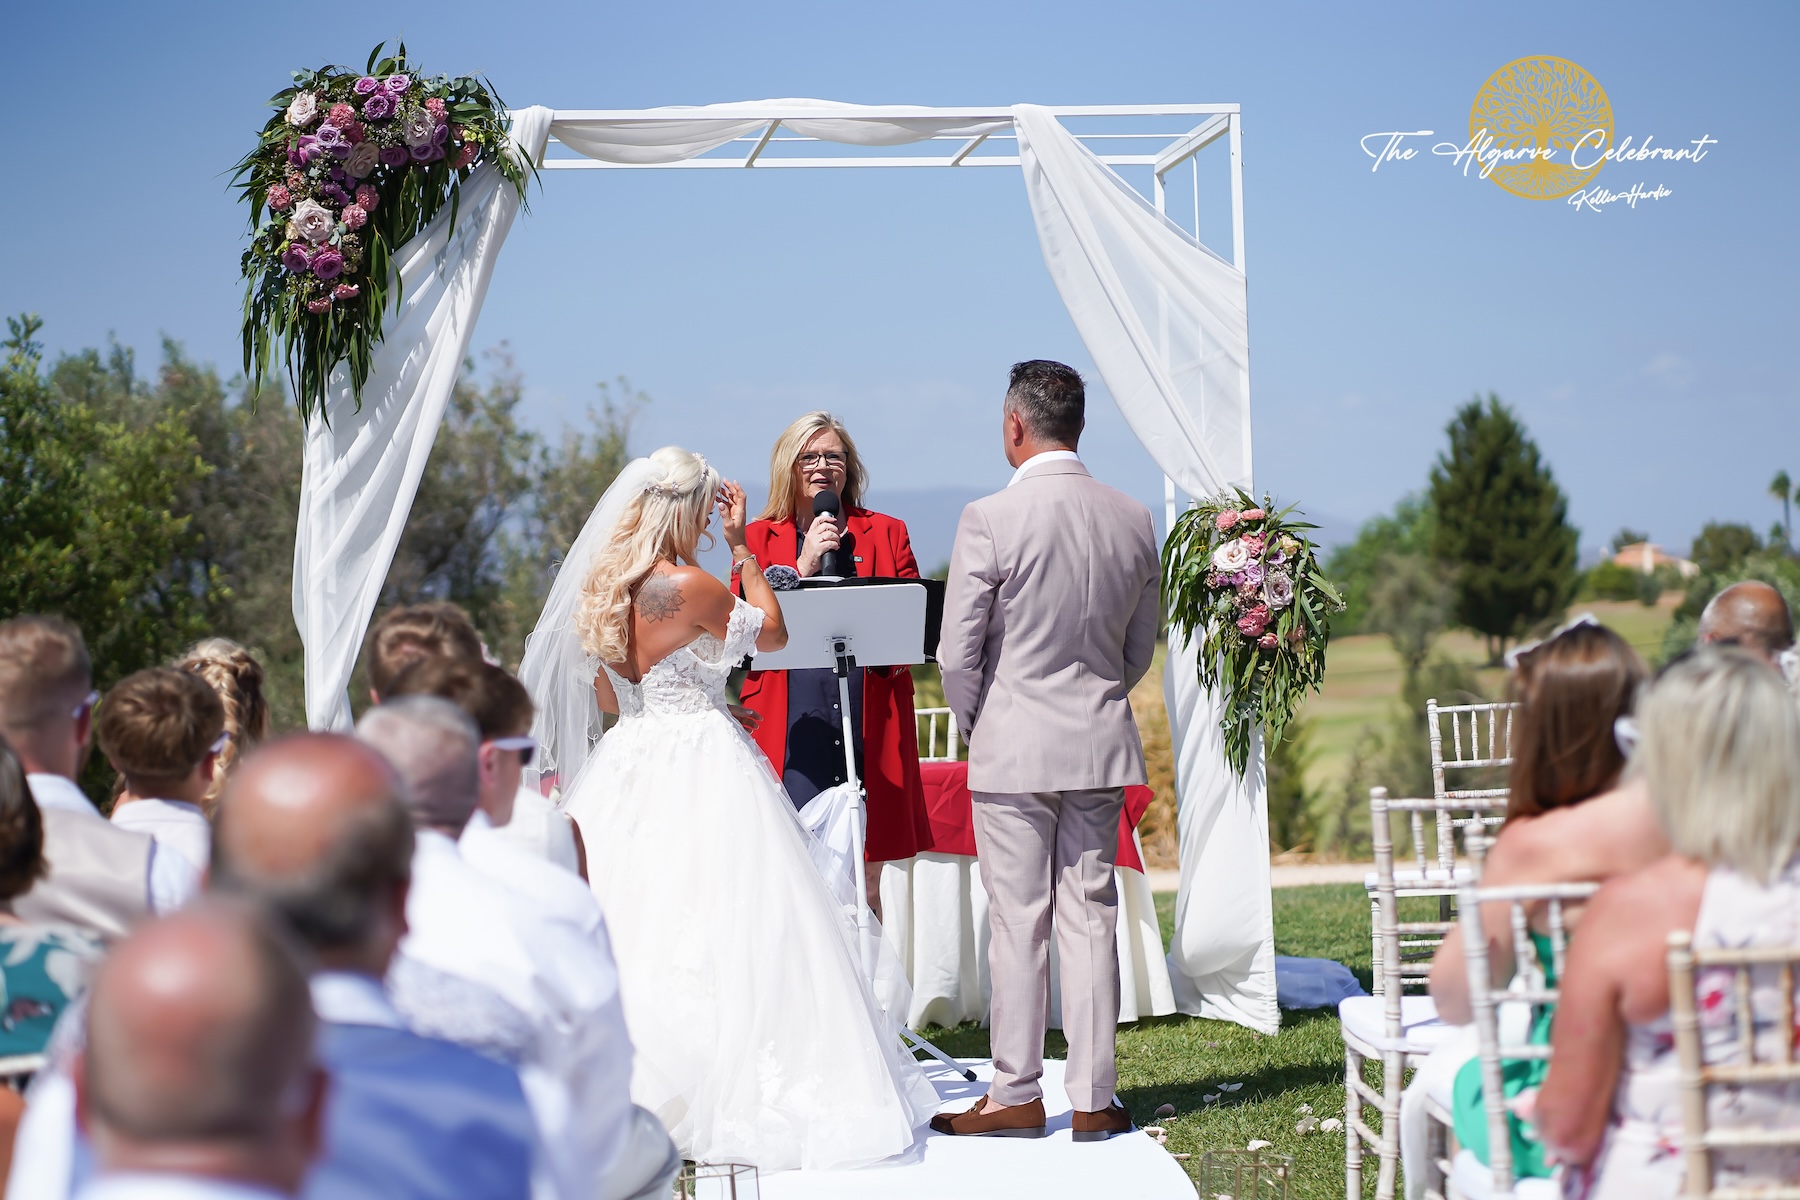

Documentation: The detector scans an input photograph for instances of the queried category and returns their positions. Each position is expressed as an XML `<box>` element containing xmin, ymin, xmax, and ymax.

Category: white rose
<box><xmin>285</xmin><ymin>91</ymin><xmax>319</xmax><ymax>129</ymax></box>
<box><xmin>291</xmin><ymin>199</ymin><xmax>336</xmax><ymax>245</ymax></box>
<box><xmin>402</xmin><ymin>109</ymin><xmax>437</xmax><ymax>149</ymax></box>
<box><xmin>1211</xmin><ymin>538</ymin><xmax>1251</xmax><ymax>573</ymax></box>
<box><xmin>344</xmin><ymin>141</ymin><xmax>380</xmax><ymax>179</ymax></box>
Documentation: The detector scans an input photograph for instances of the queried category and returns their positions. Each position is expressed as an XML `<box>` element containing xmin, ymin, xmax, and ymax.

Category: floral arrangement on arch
<box><xmin>1161</xmin><ymin>487</ymin><xmax>1344</xmax><ymax>776</ymax></box>
<box><xmin>235</xmin><ymin>43</ymin><xmax>528</xmax><ymax>421</ymax></box>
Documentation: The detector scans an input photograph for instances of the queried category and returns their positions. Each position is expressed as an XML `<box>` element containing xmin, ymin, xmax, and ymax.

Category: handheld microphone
<box><xmin>812</xmin><ymin>490</ymin><xmax>847</xmax><ymax>578</ymax></box>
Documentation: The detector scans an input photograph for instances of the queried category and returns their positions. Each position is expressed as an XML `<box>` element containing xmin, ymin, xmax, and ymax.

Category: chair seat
<box><xmin>1339</xmin><ymin>994</ymin><xmax>1457</xmax><ymax>1056</ymax></box>
<box><xmin>1449</xmin><ymin>1148</ymin><xmax>1559</xmax><ymax>1199</ymax></box>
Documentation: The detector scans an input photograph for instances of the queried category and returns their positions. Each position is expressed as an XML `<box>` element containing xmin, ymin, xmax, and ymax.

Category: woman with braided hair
<box><xmin>173</xmin><ymin>638</ymin><xmax>270</xmax><ymax>815</ymax></box>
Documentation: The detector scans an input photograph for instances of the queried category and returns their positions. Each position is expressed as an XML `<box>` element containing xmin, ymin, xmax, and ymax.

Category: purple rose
<box><xmin>409</xmin><ymin>142</ymin><xmax>443</xmax><ymax>163</ymax></box>
<box><xmin>384</xmin><ymin>74</ymin><xmax>412</xmax><ymax>95</ymax></box>
<box><xmin>378</xmin><ymin>144</ymin><xmax>408</xmax><ymax>167</ymax></box>
<box><xmin>1241</xmin><ymin>561</ymin><xmax>1266</xmax><ymax>588</ymax></box>
<box><xmin>361</xmin><ymin>92</ymin><xmax>395</xmax><ymax>121</ymax></box>
<box><xmin>354</xmin><ymin>76</ymin><xmax>382</xmax><ymax>96</ymax></box>
<box><xmin>311</xmin><ymin>249</ymin><xmax>345</xmax><ymax>280</ymax></box>
<box><xmin>1267</xmin><ymin>547</ymin><xmax>1288</xmax><ymax>566</ymax></box>
<box><xmin>322</xmin><ymin>183</ymin><xmax>351</xmax><ymax>205</ymax></box>
<box><xmin>313</xmin><ymin>123</ymin><xmax>344</xmax><ymax>149</ymax></box>
<box><xmin>331</xmin><ymin>141</ymin><xmax>352</xmax><ymax>160</ymax></box>
<box><xmin>433</xmin><ymin>122</ymin><xmax>450</xmax><ymax>146</ymax></box>
<box><xmin>280</xmin><ymin>243</ymin><xmax>311</xmax><ymax>272</ymax></box>
<box><xmin>328</xmin><ymin>166</ymin><xmax>346</xmax><ymax>182</ymax></box>
<box><xmin>294</xmin><ymin>136</ymin><xmax>323</xmax><ymax>165</ymax></box>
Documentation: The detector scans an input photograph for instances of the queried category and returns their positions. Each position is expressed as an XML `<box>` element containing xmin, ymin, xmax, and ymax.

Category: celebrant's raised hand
<box><xmin>797</xmin><ymin>513</ymin><xmax>843</xmax><ymax>578</ymax></box>
<box><xmin>717</xmin><ymin>480</ymin><xmax>749</xmax><ymax>549</ymax></box>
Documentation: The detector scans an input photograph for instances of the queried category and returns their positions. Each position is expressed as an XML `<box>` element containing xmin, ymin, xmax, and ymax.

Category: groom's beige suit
<box><xmin>938</xmin><ymin>453</ymin><xmax>1160</xmax><ymax>1112</ymax></box>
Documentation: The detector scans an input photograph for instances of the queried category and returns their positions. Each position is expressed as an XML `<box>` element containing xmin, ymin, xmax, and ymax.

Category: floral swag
<box><xmin>1162</xmin><ymin>488</ymin><xmax>1344</xmax><ymax>776</ymax></box>
<box><xmin>235</xmin><ymin>43</ymin><xmax>529</xmax><ymax>421</ymax></box>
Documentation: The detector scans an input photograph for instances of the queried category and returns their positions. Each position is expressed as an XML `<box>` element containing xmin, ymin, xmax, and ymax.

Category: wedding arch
<box><xmin>290</xmin><ymin>99</ymin><xmax>1277</xmax><ymax>1034</ymax></box>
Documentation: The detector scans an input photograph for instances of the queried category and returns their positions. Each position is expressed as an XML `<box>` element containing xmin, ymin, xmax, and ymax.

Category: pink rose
<box><xmin>267</xmin><ymin>184</ymin><xmax>293</xmax><ymax>211</ymax></box>
<box><xmin>343</xmin><ymin>120</ymin><xmax>367</xmax><ymax>144</ymax></box>
<box><xmin>327</xmin><ymin>103</ymin><xmax>357</xmax><ymax>129</ymax></box>
<box><xmin>306</xmin><ymin>297</ymin><xmax>333</xmax><ymax>313</ymax></box>
<box><xmin>1258</xmin><ymin>632</ymin><xmax>1279</xmax><ymax>650</ymax></box>
<box><xmin>1211</xmin><ymin>538</ymin><xmax>1251</xmax><ymax>573</ymax></box>
<box><xmin>1235</xmin><ymin>603</ymin><xmax>1271</xmax><ymax>638</ymax></box>
<box><xmin>424</xmin><ymin>97</ymin><xmax>447</xmax><ymax>120</ymax></box>
<box><xmin>1215</xmin><ymin>509</ymin><xmax>1241</xmax><ymax>532</ymax></box>
<box><xmin>285</xmin><ymin>91</ymin><xmax>319</xmax><ymax>129</ymax></box>
<box><xmin>1241</xmin><ymin>507</ymin><xmax>1266</xmax><ymax>521</ymax></box>
<box><xmin>452</xmin><ymin>142</ymin><xmax>478</xmax><ymax>170</ymax></box>
<box><xmin>332</xmin><ymin>283</ymin><xmax>360</xmax><ymax>300</ymax></box>
<box><xmin>341</xmin><ymin>204</ymin><xmax>368</xmax><ymax>230</ymax></box>
<box><xmin>1240</xmin><ymin>532</ymin><xmax>1267</xmax><ymax>557</ymax></box>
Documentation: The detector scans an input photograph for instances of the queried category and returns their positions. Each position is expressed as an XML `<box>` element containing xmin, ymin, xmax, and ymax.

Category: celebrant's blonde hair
<box><xmin>759</xmin><ymin>411</ymin><xmax>868</xmax><ymax>523</ymax></box>
<box><xmin>575</xmin><ymin>447</ymin><xmax>720</xmax><ymax>668</ymax></box>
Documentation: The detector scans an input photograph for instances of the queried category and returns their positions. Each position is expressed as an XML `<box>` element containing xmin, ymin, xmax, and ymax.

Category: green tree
<box><xmin>1264</xmin><ymin>712</ymin><xmax>1315</xmax><ymax>853</ymax></box>
<box><xmin>1770</xmin><ymin>470</ymin><xmax>1793</xmax><ymax>551</ymax></box>
<box><xmin>1363</xmin><ymin>551</ymin><xmax>1454</xmax><ymax>697</ymax></box>
<box><xmin>1689</xmin><ymin>522</ymin><xmax>1760</xmax><ymax>576</ymax></box>
<box><xmin>1429</xmin><ymin>395</ymin><xmax>1578</xmax><ymax>664</ymax></box>
<box><xmin>1324</xmin><ymin>493</ymin><xmax>1436</xmax><ymax>636</ymax></box>
<box><xmin>1611</xmin><ymin>528</ymin><xmax>1650</xmax><ymax>553</ymax></box>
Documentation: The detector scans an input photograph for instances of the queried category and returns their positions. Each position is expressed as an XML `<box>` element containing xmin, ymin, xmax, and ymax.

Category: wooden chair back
<box><xmin>1667</xmin><ymin>930</ymin><xmax>1800</xmax><ymax>1197</ymax></box>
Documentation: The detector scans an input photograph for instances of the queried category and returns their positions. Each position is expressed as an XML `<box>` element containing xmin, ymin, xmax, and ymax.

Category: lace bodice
<box><xmin>599</xmin><ymin>597</ymin><xmax>764</xmax><ymax>718</ymax></box>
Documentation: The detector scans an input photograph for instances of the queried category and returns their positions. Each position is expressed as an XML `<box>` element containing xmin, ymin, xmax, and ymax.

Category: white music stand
<box><xmin>750</xmin><ymin>581</ymin><xmax>974</xmax><ymax>1079</ymax></box>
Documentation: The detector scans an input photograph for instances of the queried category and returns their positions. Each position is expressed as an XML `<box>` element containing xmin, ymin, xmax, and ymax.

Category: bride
<box><xmin>548</xmin><ymin>447</ymin><xmax>937</xmax><ymax>1173</ymax></box>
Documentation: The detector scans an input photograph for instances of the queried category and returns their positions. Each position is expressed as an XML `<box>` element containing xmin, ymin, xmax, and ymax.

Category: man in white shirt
<box><xmin>383</xmin><ymin>660</ymin><xmax>678</xmax><ymax>1198</ymax></box>
<box><xmin>0</xmin><ymin>617</ymin><xmax>198</xmax><ymax>940</ymax></box>
<box><xmin>96</xmin><ymin>667</ymin><xmax>224</xmax><ymax>875</ymax></box>
<box><xmin>71</xmin><ymin>903</ymin><xmax>327</xmax><ymax>1200</ymax></box>
<box><xmin>357</xmin><ymin>697</ymin><xmax>674</xmax><ymax>1200</ymax></box>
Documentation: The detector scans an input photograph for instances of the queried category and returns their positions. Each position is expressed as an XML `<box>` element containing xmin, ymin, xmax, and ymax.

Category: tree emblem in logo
<box><xmin>1470</xmin><ymin>56</ymin><xmax>1614</xmax><ymax>199</ymax></box>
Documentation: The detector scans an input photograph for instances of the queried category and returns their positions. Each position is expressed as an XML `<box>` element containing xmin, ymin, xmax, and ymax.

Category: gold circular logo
<box><xmin>1470</xmin><ymin>55</ymin><xmax>1613</xmax><ymax>199</ymax></box>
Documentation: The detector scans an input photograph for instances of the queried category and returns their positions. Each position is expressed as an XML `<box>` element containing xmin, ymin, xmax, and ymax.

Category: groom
<box><xmin>933</xmin><ymin>360</ymin><xmax>1160</xmax><ymax>1140</ymax></box>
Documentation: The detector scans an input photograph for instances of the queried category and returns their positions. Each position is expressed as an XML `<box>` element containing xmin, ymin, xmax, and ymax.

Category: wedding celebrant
<box><xmin>933</xmin><ymin>360</ymin><xmax>1160</xmax><ymax>1141</ymax></box>
<box><xmin>735</xmin><ymin>412</ymin><xmax>933</xmax><ymax>915</ymax></box>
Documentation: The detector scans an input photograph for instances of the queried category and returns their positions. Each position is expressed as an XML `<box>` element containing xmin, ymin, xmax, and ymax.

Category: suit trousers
<box><xmin>971</xmin><ymin>787</ymin><xmax>1124</xmax><ymax>1112</ymax></box>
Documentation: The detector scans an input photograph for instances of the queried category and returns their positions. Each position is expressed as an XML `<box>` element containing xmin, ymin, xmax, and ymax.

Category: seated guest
<box><xmin>72</xmin><ymin>904</ymin><xmax>327</xmax><ymax>1200</ymax></box>
<box><xmin>1697</xmin><ymin>580</ymin><xmax>1795</xmax><ymax>666</ymax></box>
<box><xmin>0</xmin><ymin>738</ymin><xmax>102</xmax><ymax>1059</ymax></box>
<box><xmin>358</xmin><ymin>698</ymin><xmax>666</xmax><ymax>1200</ymax></box>
<box><xmin>384</xmin><ymin>658</ymin><xmax>678</xmax><ymax>1199</ymax></box>
<box><xmin>215</xmin><ymin>734</ymin><xmax>539</xmax><ymax>1200</ymax></box>
<box><xmin>0</xmin><ymin>617</ymin><xmax>196</xmax><ymax>941</ymax></box>
<box><xmin>1412</xmin><ymin>620</ymin><xmax>1661</xmax><ymax>1190</ymax></box>
<box><xmin>736</xmin><ymin>411</ymin><xmax>932</xmax><ymax>913</ymax></box>
<box><xmin>369</xmin><ymin>604</ymin><xmax>585</xmax><ymax>877</ymax></box>
<box><xmin>175</xmin><ymin>639</ymin><xmax>271</xmax><ymax>816</ymax></box>
<box><xmin>98</xmin><ymin>668</ymin><xmax>224</xmax><ymax>876</ymax></box>
<box><xmin>1535</xmin><ymin>647</ymin><xmax>1800</xmax><ymax>1192</ymax></box>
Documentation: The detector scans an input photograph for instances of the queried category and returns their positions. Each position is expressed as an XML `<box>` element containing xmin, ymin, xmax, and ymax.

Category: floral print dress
<box><xmin>1562</xmin><ymin>855</ymin><xmax>1800</xmax><ymax>1199</ymax></box>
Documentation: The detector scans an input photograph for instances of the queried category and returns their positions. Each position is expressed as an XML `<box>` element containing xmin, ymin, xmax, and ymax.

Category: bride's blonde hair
<box><xmin>575</xmin><ymin>447</ymin><xmax>720</xmax><ymax>666</ymax></box>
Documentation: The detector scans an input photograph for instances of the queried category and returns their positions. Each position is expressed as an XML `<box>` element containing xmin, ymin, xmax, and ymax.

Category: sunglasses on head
<box><xmin>70</xmin><ymin>690</ymin><xmax>99</xmax><ymax>721</ymax></box>
<box><xmin>490</xmin><ymin>735</ymin><xmax>536</xmax><ymax>766</ymax></box>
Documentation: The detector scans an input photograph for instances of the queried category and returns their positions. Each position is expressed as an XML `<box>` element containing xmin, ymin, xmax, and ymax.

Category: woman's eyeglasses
<box><xmin>796</xmin><ymin>452</ymin><xmax>846</xmax><ymax>469</ymax></box>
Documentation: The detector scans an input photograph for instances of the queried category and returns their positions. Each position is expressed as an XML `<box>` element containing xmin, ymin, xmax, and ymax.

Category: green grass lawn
<box><xmin>1300</xmin><ymin>596</ymin><xmax>1679</xmax><ymax>800</ymax></box>
<box><xmin>913</xmin><ymin>883</ymin><xmax>1378</xmax><ymax>1199</ymax></box>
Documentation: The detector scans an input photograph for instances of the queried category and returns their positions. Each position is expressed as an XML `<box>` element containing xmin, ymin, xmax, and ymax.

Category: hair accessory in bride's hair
<box><xmin>642</xmin><ymin>452</ymin><xmax>710</xmax><ymax>499</ymax></box>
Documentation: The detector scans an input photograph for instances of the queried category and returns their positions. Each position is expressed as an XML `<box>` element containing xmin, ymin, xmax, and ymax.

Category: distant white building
<box><xmin>1612</xmin><ymin>541</ymin><xmax>1699</xmax><ymax>579</ymax></box>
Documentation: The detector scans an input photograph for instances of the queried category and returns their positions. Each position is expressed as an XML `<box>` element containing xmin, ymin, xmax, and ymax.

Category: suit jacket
<box><xmin>14</xmin><ymin>807</ymin><xmax>152</xmax><ymax>943</ymax></box>
<box><xmin>938</xmin><ymin>459</ymin><xmax>1160</xmax><ymax>795</ymax></box>
<box><xmin>737</xmin><ymin>509</ymin><xmax>932</xmax><ymax>860</ymax></box>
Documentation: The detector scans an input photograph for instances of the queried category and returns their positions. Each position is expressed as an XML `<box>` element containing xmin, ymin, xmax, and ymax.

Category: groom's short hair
<box><xmin>1006</xmin><ymin>360</ymin><xmax>1085</xmax><ymax>447</ymax></box>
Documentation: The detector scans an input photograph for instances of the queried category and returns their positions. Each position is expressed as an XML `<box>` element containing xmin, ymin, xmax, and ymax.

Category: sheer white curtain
<box><xmin>294</xmin><ymin>107</ymin><xmax>552</xmax><ymax>729</ymax></box>
<box><xmin>294</xmin><ymin>98</ymin><xmax>1273</xmax><ymax>1030</ymax></box>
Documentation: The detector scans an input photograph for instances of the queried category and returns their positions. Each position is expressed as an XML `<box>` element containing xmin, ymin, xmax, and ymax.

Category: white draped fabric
<box><xmin>294</xmin><ymin>106</ymin><xmax>552</xmax><ymax>729</ymax></box>
<box><xmin>294</xmin><ymin>97</ymin><xmax>1272</xmax><ymax>1030</ymax></box>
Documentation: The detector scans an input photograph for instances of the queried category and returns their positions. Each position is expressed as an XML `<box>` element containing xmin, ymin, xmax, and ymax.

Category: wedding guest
<box><xmin>358</xmin><ymin>698</ymin><xmax>663</xmax><ymax>1200</ymax></box>
<box><xmin>213</xmin><ymin>734</ymin><xmax>540</xmax><ymax>1200</ymax></box>
<box><xmin>368</xmin><ymin>605</ymin><xmax>585</xmax><ymax>877</ymax></box>
<box><xmin>736</xmin><ymin>411</ymin><xmax>932</xmax><ymax>912</ymax></box>
<box><xmin>175</xmin><ymin>639</ymin><xmax>270</xmax><ymax>816</ymax></box>
<box><xmin>98</xmin><ymin>668</ymin><xmax>224</xmax><ymax>876</ymax></box>
<box><xmin>0</xmin><ymin>618</ymin><xmax>197</xmax><ymax>941</ymax></box>
<box><xmin>1535</xmin><ymin>646</ymin><xmax>1800</xmax><ymax>1192</ymax></box>
<box><xmin>1697</xmin><ymin>580</ymin><xmax>1794</xmax><ymax>663</ymax></box>
<box><xmin>72</xmin><ymin>904</ymin><xmax>327</xmax><ymax>1200</ymax></box>
<box><xmin>1416</xmin><ymin>619</ymin><xmax>1661</xmax><ymax>1187</ymax></box>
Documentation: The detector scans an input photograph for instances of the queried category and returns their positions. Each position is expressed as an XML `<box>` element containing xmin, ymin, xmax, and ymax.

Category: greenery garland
<box><xmin>235</xmin><ymin>43</ymin><xmax>528</xmax><ymax>421</ymax></box>
<box><xmin>1162</xmin><ymin>488</ymin><xmax>1345</xmax><ymax>776</ymax></box>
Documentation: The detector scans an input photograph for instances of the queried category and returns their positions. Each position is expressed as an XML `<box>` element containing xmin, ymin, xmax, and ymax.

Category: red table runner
<box><xmin>916</xmin><ymin>760</ymin><xmax>1151</xmax><ymax>872</ymax></box>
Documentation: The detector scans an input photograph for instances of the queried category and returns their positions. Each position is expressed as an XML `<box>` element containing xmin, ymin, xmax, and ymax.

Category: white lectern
<box><xmin>750</xmin><ymin>579</ymin><xmax>972</xmax><ymax>1079</ymax></box>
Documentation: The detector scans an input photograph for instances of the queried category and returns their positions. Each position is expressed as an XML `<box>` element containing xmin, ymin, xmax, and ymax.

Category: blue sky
<box><xmin>4</xmin><ymin>1</ymin><xmax>1794</xmax><ymax>564</ymax></box>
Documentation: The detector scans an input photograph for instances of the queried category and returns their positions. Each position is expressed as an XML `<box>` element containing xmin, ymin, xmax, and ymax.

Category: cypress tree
<box><xmin>1428</xmin><ymin>394</ymin><xmax>1578</xmax><ymax>663</ymax></box>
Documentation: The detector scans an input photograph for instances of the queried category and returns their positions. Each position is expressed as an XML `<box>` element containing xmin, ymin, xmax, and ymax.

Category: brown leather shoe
<box><xmin>1071</xmin><ymin>1101</ymin><xmax>1133</xmax><ymax>1142</ymax></box>
<box><xmin>929</xmin><ymin>1095</ymin><xmax>1047</xmax><ymax>1138</ymax></box>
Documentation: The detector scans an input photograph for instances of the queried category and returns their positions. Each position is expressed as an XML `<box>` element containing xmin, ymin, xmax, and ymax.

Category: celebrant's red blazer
<box><xmin>738</xmin><ymin>508</ymin><xmax>932</xmax><ymax>862</ymax></box>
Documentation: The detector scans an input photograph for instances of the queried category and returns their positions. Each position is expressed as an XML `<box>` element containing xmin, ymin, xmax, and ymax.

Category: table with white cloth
<box><xmin>877</xmin><ymin>761</ymin><xmax>1177</xmax><ymax>1030</ymax></box>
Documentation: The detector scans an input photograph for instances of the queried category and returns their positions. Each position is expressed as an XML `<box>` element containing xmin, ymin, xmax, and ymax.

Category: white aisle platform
<box><xmin>760</xmin><ymin>1059</ymin><xmax>1195</xmax><ymax>1200</ymax></box>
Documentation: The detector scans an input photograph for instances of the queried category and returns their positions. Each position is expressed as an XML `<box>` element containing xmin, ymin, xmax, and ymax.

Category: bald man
<box><xmin>73</xmin><ymin>903</ymin><xmax>325</xmax><ymax>1200</ymax></box>
<box><xmin>1698</xmin><ymin>581</ymin><xmax>1796</xmax><ymax>664</ymax></box>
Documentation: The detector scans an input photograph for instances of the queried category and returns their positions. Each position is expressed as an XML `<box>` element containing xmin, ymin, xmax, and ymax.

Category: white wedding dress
<box><xmin>560</xmin><ymin>596</ymin><xmax>937</xmax><ymax>1173</ymax></box>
